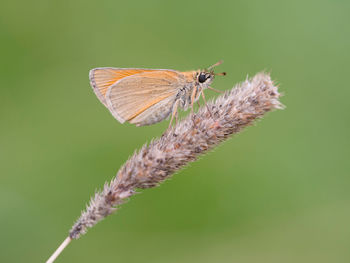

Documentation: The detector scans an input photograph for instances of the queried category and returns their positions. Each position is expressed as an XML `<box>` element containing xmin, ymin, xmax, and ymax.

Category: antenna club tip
<box><xmin>215</xmin><ymin>72</ymin><xmax>226</xmax><ymax>76</ymax></box>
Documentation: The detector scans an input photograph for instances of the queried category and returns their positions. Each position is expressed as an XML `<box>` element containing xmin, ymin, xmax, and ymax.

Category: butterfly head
<box><xmin>196</xmin><ymin>60</ymin><xmax>226</xmax><ymax>88</ymax></box>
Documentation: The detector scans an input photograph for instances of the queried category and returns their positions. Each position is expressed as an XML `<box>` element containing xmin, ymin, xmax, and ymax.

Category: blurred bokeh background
<box><xmin>1</xmin><ymin>0</ymin><xmax>349</xmax><ymax>262</ymax></box>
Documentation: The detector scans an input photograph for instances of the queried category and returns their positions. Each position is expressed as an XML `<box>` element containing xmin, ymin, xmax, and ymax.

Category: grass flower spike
<box><xmin>47</xmin><ymin>72</ymin><xmax>283</xmax><ymax>263</ymax></box>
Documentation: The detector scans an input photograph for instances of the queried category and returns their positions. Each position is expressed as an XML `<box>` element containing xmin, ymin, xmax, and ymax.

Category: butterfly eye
<box><xmin>198</xmin><ymin>73</ymin><xmax>207</xmax><ymax>83</ymax></box>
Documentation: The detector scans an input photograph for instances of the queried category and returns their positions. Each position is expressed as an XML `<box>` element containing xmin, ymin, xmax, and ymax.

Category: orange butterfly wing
<box><xmin>105</xmin><ymin>70</ymin><xmax>186</xmax><ymax>125</ymax></box>
<box><xmin>89</xmin><ymin>68</ymin><xmax>155</xmax><ymax>106</ymax></box>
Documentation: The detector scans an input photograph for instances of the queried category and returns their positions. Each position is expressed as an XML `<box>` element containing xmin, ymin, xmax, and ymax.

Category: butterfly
<box><xmin>89</xmin><ymin>61</ymin><xmax>225</xmax><ymax>127</ymax></box>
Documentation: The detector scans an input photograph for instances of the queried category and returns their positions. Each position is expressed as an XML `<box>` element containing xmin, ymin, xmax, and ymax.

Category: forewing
<box><xmin>90</xmin><ymin>68</ymin><xmax>155</xmax><ymax>106</ymax></box>
<box><xmin>105</xmin><ymin>70</ymin><xmax>184</xmax><ymax>124</ymax></box>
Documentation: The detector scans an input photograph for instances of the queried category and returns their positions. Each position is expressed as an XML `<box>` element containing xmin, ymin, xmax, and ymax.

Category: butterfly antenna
<box><xmin>215</xmin><ymin>72</ymin><xmax>226</xmax><ymax>76</ymax></box>
<box><xmin>208</xmin><ymin>60</ymin><xmax>223</xmax><ymax>71</ymax></box>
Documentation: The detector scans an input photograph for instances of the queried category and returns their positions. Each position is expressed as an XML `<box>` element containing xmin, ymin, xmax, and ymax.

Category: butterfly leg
<box><xmin>190</xmin><ymin>87</ymin><xmax>197</xmax><ymax>115</ymax></box>
<box><xmin>208</xmin><ymin>86</ymin><xmax>224</xmax><ymax>94</ymax></box>
<box><xmin>201</xmin><ymin>90</ymin><xmax>214</xmax><ymax>119</ymax></box>
<box><xmin>175</xmin><ymin>108</ymin><xmax>179</xmax><ymax>125</ymax></box>
<box><xmin>168</xmin><ymin>100</ymin><xmax>180</xmax><ymax>129</ymax></box>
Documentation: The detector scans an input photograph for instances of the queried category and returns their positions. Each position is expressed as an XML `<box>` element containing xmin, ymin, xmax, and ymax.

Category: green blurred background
<box><xmin>1</xmin><ymin>0</ymin><xmax>349</xmax><ymax>262</ymax></box>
